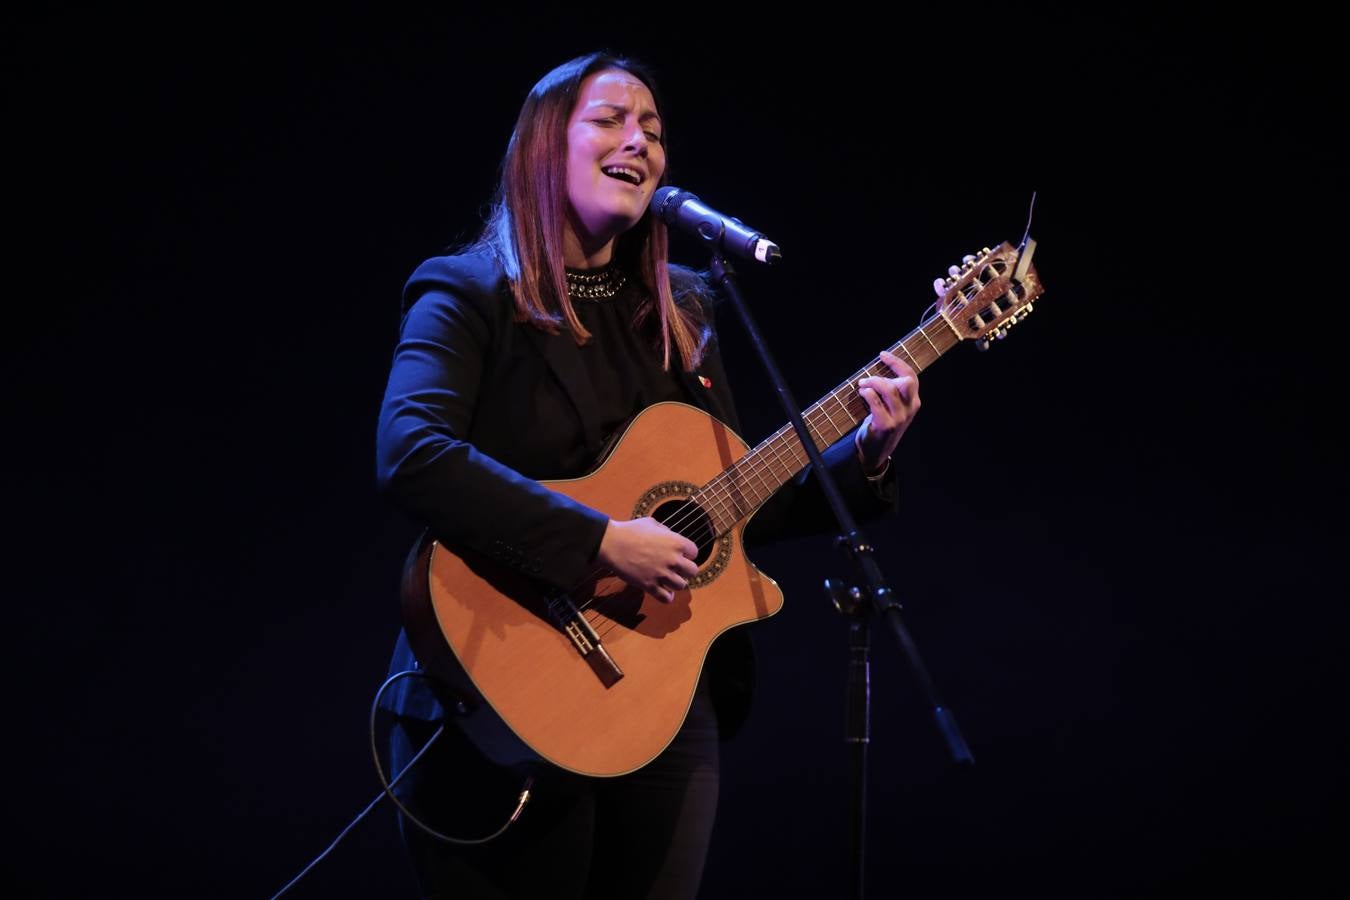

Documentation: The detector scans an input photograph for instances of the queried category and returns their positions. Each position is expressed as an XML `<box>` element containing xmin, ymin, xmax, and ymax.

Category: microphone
<box><xmin>649</xmin><ymin>187</ymin><xmax>782</xmax><ymax>264</ymax></box>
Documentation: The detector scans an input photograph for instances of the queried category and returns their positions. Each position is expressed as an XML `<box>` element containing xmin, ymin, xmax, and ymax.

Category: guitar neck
<box><xmin>696</xmin><ymin>311</ymin><xmax>962</xmax><ymax>535</ymax></box>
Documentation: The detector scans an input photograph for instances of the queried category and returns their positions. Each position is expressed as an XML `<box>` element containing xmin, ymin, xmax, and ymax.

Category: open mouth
<box><xmin>601</xmin><ymin>165</ymin><xmax>644</xmax><ymax>186</ymax></box>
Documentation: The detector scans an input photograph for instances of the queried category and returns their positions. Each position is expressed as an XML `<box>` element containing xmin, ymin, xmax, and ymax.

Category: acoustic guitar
<box><xmin>401</xmin><ymin>240</ymin><xmax>1044</xmax><ymax>776</ymax></box>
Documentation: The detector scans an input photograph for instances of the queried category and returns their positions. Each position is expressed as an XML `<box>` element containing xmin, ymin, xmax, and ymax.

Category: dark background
<box><xmin>6</xmin><ymin>6</ymin><xmax>1344</xmax><ymax>898</ymax></box>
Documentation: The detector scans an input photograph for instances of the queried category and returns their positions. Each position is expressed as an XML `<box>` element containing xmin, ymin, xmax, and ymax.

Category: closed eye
<box><xmin>591</xmin><ymin>114</ymin><xmax>660</xmax><ymax>142</ymax></box>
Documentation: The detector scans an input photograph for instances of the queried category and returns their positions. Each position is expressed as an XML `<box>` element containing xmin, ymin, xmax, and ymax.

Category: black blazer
<box><xmin>376</xmin><ymin>249</ymin><xmax>896</xmax><ymax>734</ymax></box>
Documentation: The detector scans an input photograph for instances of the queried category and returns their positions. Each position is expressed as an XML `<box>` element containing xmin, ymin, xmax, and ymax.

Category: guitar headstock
<box><xmin>937</xmin><ymin>240</ymin><xmax>1044</xmax><ymax>350</ymax></box>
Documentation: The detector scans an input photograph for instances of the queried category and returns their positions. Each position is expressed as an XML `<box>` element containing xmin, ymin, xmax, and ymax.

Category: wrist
<box><xmin>596</xmin><ymin>519</ymin><xmax>618</xmax><ymax>565</ymax></box>
<box><xmin>854</xmin><ymin>425</ymin><xmax>891</xmax><ymax>480</ymax></box>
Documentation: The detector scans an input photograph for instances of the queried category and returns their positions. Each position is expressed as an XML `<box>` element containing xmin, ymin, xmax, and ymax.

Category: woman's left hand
<box><xmin>855</xmin><ymin>349</ymin><xmax>920</xmax><ymax>476</ymax></box>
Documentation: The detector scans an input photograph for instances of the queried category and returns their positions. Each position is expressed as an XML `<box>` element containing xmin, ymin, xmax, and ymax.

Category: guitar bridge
<box><xmin>548</xmin><ymin>595</ymin><xmax>624</xmax><ymax>688</ymax></box>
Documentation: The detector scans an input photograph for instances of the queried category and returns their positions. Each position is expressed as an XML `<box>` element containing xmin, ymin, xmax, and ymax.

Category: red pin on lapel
<box><xmin>698</xmin><ymin>375</ymin><xmax>712</xmax><ymax>388</ymax></box>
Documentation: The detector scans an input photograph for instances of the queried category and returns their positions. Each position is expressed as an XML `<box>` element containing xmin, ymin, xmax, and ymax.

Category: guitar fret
<box><xmin>702</xmin><ymin>487</ymin><xmax>732</xmax><ymax>536</ymax></box>
<box><xmin>713</xmin><ymin>480</ymin><xmax>740</xmax><ymax>533</ymax></box>
<box><xmin>766</xmin><ymin>436</ymin><xmax>794</xmax><ymax>481</ymax></box>
<box><xmin>812</xmin><ymin>404</ymin><xmax>839</xmax><ymax>446</ymax></box>
<box><xmin>743</xmin><ymin>457</ymin><xmax>770</xmax><ymax>507</ymax></box>
<box><xmin>743</xmin><ymin>449</ymin><xmax>773</xmax><ymax>500</ymax></box>
<box><xmin>765</xmin><ymin>439</ymin><xmax>795</xmax><ymax>489</ymax></box>
<box><xmin>729</xmin><ymin>462</ymin><xmax>758</xmax><ymax>513</ymax></box>
<box><xmin>817</xmin><ymin>400</ymin><xmax>841</xmax><ymax>434</ymax></box>
<box><xmin>894</xmin><ymin>342</ymin><xmax>919</xmax><ymax>372</ymax></box>
<box><xmin>918</xmin><ymin>322</ymin><xmax>941</xmax><ymax>360</ymax></box>
<box><xmin>830</xmin><ymin>391</ymin><xmax>853</xmax><ymax>440</ymax></box>
<box><xmin>804</xmin><ymin>410</ymin><xmax>826</xmax><ymax>450</ymax></box>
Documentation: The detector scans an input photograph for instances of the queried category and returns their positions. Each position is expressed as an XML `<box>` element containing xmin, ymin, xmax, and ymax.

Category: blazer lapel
<box><xmin>524</xmin><ymin>324</ymin><xmax>741</xmax><ymax>456</ymax></box>
<box><xmin>522</xmin><ymin>327</ymin><xmax>603</xmax><ymax>456</ymax></box>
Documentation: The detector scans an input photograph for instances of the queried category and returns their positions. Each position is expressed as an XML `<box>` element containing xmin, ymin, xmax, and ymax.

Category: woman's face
<box><xmin>564</xmin><ymin>68</ymin><xmax>666</xmax><ymax>260</ymax></box>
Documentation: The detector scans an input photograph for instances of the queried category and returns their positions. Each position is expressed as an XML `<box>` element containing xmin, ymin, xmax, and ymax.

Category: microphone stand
<box><xmin>706</xmin><ymin>251</ymin><xmax>974</xmax><ymax>900</ymax></box>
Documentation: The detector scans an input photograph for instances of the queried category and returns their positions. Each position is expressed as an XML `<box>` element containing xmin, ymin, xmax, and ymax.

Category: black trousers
<box><xmin>388</xmin><ymin>678</ymin><xmax>720</xmax><ymax>900</ymax></box>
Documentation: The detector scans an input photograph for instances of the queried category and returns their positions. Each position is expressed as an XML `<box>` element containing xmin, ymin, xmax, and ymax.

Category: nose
<box><xmin>622</xmin><ymin>123</ymin><xmax>650</xmax><ymax>156</ymax></box>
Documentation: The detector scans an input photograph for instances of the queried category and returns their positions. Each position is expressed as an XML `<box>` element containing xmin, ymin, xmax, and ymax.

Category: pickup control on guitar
<box><xmin>548</xmin><ymin>594</ymin><xmax>625</xmax><ymax>688</ymax></box>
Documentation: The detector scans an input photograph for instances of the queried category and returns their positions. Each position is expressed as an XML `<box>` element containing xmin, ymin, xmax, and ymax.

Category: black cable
<box><xmin>268</xmin><ymin>669</ymin><xmax>532</xmax><ymax>899</ymax></box>
<box><xmin>366</xmin><ymin>670</ymin><xmax>533</xmax><ymax>847</ymax></box>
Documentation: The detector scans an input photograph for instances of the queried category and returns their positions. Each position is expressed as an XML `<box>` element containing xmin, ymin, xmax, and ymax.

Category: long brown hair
<box><xmin>470</xmin><ymin>52</ymin><xmax>707</xmax><ymax>371</ymax></box>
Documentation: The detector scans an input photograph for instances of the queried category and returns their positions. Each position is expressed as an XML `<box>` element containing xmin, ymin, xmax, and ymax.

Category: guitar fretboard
<box><xmin>694</xmin><ymin>311</ymin><xmax>962</xmax><ymax>535</ymax></box>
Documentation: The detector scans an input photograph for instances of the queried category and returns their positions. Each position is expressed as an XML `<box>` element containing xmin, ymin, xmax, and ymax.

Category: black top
<box><xmin>568</xmin><ymin>263</ymin><xmax>686</xmax><ymax>450</ymax></box>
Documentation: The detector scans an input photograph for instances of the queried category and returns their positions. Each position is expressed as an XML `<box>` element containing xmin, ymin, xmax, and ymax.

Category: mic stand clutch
<box><xmin>706</xmin><ymin>251</ymin><xmax>973</xmax><ymax>900</ymax></box>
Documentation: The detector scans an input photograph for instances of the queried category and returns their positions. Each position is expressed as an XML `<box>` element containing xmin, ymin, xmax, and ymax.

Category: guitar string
<box><xmin>567</xmin><ymin>314</ymin><xmax>956</xmax><ymax>645</ymax></box>
<box><xmin>579</xmin><ymin>257</ymin><xmax>1029</xmax><ymax>641</ymax></box>
<box><xmin>573</xmin><ymin>300</ymin><xmax>985</xmax><ymax>643</ymax></box>
<box><xmin>574</xmin><ymin>311</ymin><xmax>945</xmax><ymax>599</ymax></box>
<box><xmin>578</xmin><ymin>307</ymin><xmax>954</xmax><ymax>584</ymax></box>
<box><xmin>518</xmin><ymin>257</ymin><xmax>1016</xmax><ymax>657</ymax></box>
<box><xmin>564</xmin><ymin>306</ymin><xmax>966</xmax><ymax>644</ymax></box>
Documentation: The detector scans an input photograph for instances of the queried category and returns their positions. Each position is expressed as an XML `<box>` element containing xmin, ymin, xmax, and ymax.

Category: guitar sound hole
<box><xmin>652</xmin><ymin>500</ymin><xmax>714</xmax><ymax>567</ymax></box>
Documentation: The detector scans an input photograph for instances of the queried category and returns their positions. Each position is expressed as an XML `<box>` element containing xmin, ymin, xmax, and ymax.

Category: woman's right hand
<box><xmin>596</xmin><ymin>517</ymin><xmax>700</xmax><ymax>603</ymax></box>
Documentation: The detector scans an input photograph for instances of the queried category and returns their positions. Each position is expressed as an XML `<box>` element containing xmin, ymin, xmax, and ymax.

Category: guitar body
<box><xmin>401</xmin><ymin>402</ymin><xmax>785</xmax><ymax>778</ymax></box>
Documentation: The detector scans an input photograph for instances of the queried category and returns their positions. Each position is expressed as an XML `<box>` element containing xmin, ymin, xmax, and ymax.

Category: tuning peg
<box><xmin>975</xmin><ymin>338</ymin><xmax>990</xmax><ymax>351</ymax></box>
